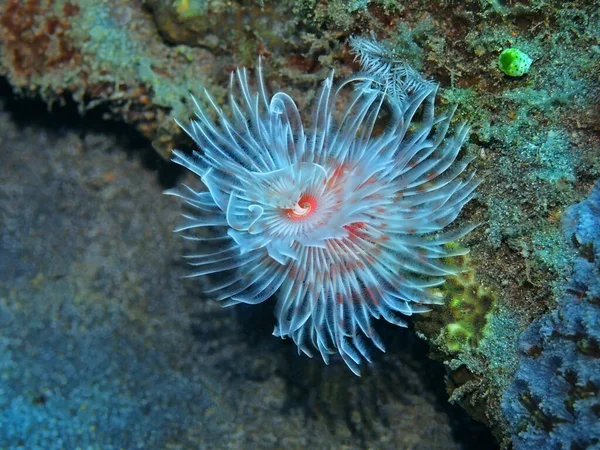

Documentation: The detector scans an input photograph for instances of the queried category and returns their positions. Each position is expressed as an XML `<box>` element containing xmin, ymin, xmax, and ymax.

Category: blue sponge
<box><xmin>501</xmin><ymin>181</ymin><xmax>600</xmax><ymax>450</ymax></box>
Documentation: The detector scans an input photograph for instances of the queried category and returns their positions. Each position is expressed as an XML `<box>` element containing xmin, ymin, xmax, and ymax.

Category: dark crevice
<box><xmin>0</xmin><ymin>76</ymin><xmax>183</xmax><ymax>188</ymax></box>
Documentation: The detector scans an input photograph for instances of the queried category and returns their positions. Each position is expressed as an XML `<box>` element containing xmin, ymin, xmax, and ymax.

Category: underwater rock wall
<box><xmin>1</xmin><ymin>0</ymin><xmax>599</xmax><ymax>447</ymax></box>
<box><xmin>502</xmin><ymin>182</ymin><xmax>600</xmax><ymax>450</ymax></box>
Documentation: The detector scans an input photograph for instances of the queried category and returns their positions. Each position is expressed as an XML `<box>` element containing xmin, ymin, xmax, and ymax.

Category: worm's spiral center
<box><xmin>286</xmin><ymin>194</ymin><xmax>317</xmax><ymax>220</ymax></box>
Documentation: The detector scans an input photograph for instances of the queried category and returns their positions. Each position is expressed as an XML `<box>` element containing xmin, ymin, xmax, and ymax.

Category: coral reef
<box><xmin>0</xmin><ymin>0</ymin><xmax>217</xmax><ymax>156</ymax></box>
<box><xmin>1</xmin><ymin>0</ymin><xmax>599</xmax><ymax>446</ymax></box>
<box><xmin>0</xmin><ymin>0</ymin><xmax>81</xmax><ymax>81</ymax></box>
<box><xmin>501</xmin><ymin>180</ymin><xmax>600</xmax><ymax>450</ymax></box>
<box><xmin>427</xmin><ymin>268</ymin><xmax>496</xmax><ymax>354</ymax></box>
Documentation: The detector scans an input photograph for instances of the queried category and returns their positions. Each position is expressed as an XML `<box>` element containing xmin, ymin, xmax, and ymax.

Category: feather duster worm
<box><xmin>167</xmin><ymin>40</ymin><xmax>479</xmax><ymax>375</ymax></box>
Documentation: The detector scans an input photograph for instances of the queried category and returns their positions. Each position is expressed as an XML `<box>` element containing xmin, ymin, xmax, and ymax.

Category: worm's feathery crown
<box><xmin>167</xmin><ymin>42</ymin><xmax>479</xmax><ymax>375</ymax></box>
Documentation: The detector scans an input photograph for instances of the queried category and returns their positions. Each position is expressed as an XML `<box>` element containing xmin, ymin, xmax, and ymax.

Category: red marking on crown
<box><xmin>284</xmin><ymin>193</ymin><xmax>318</xmax><ymax>221</ymax></box>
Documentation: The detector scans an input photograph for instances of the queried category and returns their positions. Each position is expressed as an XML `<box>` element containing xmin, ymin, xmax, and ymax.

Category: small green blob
<box><xmin>498</xmin><ymin>48</ymin><xmax>533</xmax><ymax>77</ymax></box>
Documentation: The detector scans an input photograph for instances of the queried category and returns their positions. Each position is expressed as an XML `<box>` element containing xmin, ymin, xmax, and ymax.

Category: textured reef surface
<box><xmin>502</xmin><ymin>182</ymin><xmax>600</xmax><ymax>450</ymax></box>
<box><xmin>1</xmin><ymin>0</ymin><xmax>599</xmax><ymax>448</ymax></box>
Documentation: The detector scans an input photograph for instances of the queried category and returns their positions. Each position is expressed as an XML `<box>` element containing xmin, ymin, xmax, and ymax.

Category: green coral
<box><xmin>439</xmin><ymin>273</ymin><xmax>496</xmax><ymax>352</ymax></box>
<box><xmin>416</xmin><ymin>246</ymin><xmax>497</xmax><ymax>355</ymax></box>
